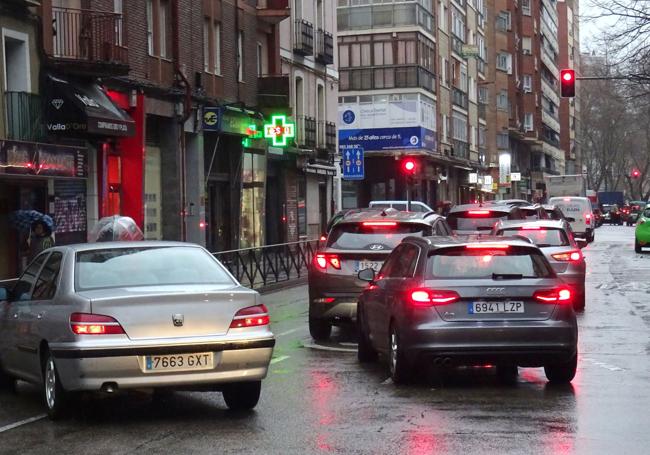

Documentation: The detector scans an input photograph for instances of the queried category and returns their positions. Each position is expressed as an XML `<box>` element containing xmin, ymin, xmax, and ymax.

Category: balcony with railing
<box><xmin>337</xmin><ymin>2</ymin><xmax>434</xmax><ymax>34</ymax></box>
<box><xmin>43</xmin><ymin>6</ymin><xmax>129</xmax><ymax>76</ymax></box>
<box><xmin>452</xmin><ymin>87</ymin><xmax>469</xmax><ymax>110</ymax></box>
<box><xmin>296</xmin><ymin>115</ymin><xmax>317</xmax><ymax>148</ymax></box>
<box><xmin>340</xmin><ymin>65</ymin><xmax>436</xmax><ymax>94</ymax></box>
<box><xmin>315</xmin><ymin>29</ymin><xmax>334</xmax><ymax>65</ymax></box>
<box><xmin>478</xmin><ymin>103</ymin><xmax>487</xmax><ymax>121</ymax></box>
<box><xmin>3</xmin><ymin>92</ymin><xmax>46</xmax><ymax>142</ymax></box>
<box><xmin>257</xmin><ymin>0</ymin><xmax>290</xmax><ymax>24</ymax></box>
<box><xmin>451</xmin><ymin>139</ymin><xmax>469</xmax><ymax>160</ymax></box>
<box><xmin>294</xmin><ymin>19</ymin><xmax>314</xmax><ymax>56</ymax></box>
<box><xmin>451</xmin><ymin>36</ymin><xmax>464</xmax><ymax>57</ymax></box>
<box><xmin>257</xmin><ymin>74</ymin><xmax>290</xmax><ymax>108</ymax></box>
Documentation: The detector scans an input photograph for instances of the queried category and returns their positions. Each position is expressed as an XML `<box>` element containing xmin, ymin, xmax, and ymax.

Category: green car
<box><xmin>635</xmin><ymin>207</ymin><xmax>650</xmax><ymax>252</ymax></box>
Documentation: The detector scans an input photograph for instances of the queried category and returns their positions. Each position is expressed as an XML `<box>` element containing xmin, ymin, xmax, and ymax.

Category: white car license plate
<box><xmin>143</xmin><ymin>352</ymin><xmax>214</xmax><ymax>373</ymax></box>
<box><xmin>468</xmin><ymin>301</ymin><xmax>525</xmax><ymax>314</ymax></box>
<box><xmin>357</xmin><ymin>260</ymin><xmax>382</xmax><ymax>272</ymax></box>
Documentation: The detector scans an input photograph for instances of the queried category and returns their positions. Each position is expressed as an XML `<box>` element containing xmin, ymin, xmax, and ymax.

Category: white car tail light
<box><xmin>229</xmin><ymin>304</ymin><xmax>270</xmax><ymax>329</ymax></box>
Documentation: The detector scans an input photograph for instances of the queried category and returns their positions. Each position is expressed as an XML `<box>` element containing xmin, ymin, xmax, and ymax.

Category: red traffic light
<box><xmin>402</xmin><ymin>159</ymin><xmax>417</xmax><ymax>174</ymax></box>
<box><xmin>560</xmin><ymin>69</ymin><xmax>575</xmax><ymax>97</ymax></box>
<box><xmin>632</xmin><ymin>169</ymin><xmax>641</xmax><ymax>178</ymax></box>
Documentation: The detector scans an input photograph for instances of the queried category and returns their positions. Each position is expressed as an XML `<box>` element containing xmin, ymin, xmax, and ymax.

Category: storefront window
<box><xmin>240</xmin><ymin>151</ymin><xmax>266</xmax><ymax>248</ymax></box>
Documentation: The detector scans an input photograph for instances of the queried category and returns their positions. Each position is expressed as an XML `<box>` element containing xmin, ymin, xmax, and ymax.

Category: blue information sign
<box><xmin>340</xmin><ymin>145</ymin><xmax>364</xmax><ymax>180</ymax></box>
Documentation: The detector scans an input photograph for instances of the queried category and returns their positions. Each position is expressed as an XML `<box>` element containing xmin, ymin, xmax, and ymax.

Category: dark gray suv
<box><xmin>308</xmin><ymin>209</ymin><xmax>451</xmax><ymax>341</ymax></box>
<box><xmin>357</xmin><ymin>236</ymin><xmax>578</xmax><ymax>384</ymax></box>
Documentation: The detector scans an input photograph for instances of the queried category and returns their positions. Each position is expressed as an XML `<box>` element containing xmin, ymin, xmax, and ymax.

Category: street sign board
<box><xmin>340</xmin><ymin>145</ymin><xmax>364</xmax><ymax>180</ymax></box>
<box><xmin>511</xmin><ymin>172</ymin><xmax>521</xmax><ymax>182</ymax></box>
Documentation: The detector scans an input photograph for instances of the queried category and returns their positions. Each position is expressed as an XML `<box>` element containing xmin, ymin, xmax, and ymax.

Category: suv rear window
<box><xmin>498</xmin><ymin>228</ymin><xmax>569</xmax><ymax>247</ymax></box>
<box><xmin>427</xmin><ymin>246</ymin><xmax>553</xmax><ymax>279</ymax></box>
<box><xmin>327</xmin><ymin>222</ymin><xmax>432</xmax><ymax>250</ymax></box>
<box><xmin>446</xmin><ymin>210</ymin><xmax>511</xmax><ymax>231</ymax></box>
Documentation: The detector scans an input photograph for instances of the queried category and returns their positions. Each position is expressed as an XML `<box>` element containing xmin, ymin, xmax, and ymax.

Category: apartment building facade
<box><xmin>336</xmin><ymin>0</ymin><xmax>488</xmax><ymax>208</ymax></box>
<box><xmin>485</xmin><ymin>0</ymin><xmax>566</xmax><ymax>201</ymax></box>
<box><xmin>269</xmin><ymin>0</ymin><xmax>338</xmax><ymax>243</ymax></box>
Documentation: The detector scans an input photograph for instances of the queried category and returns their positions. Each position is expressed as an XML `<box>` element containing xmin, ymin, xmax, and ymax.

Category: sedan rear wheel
<box><xmin>544</xmin><ymin>352</ymin><xmax>578</xmax><ymax>384</ymax></box>
<box><xmin>309</xmin><ymin>318</ymin><xmax>332</xmax><ymax>341</ymax></box>
<box><xmin>222</xmin><ymin>381</ymin><xmax>261</xmax><ymax>411</ymax></box>
<box><xmin>43</xmin><ymin>352</ymin><xmax>71</xmax><ymax>420</ymax></box>
<box><xmin>635</xmin><ymin>239</ymin><xmax>642</xmax><ymax>253</ymax></box>
<box><xmin>388</xmin><ymin>325</ymin><xmax>412</xmax><ymax>385</ymax></box>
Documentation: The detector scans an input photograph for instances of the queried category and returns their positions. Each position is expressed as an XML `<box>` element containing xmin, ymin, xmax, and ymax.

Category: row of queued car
<box><xmin>309</xmin><ymin>199</ymin><xmax>587</xmax><ymax>385</ymax></box>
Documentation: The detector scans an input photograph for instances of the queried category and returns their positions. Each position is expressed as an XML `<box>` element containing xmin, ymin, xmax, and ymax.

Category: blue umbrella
<box><xmin>9</xmin><ymin>210</ymin><xmax>55</xmax><ymax>233</ymax></box>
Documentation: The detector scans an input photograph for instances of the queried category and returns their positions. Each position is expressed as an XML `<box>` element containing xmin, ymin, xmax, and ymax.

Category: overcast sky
<box><xmin>579</xmin><ymin>0</ymin><xmax>623</xmax><ymax>54</ymax></box>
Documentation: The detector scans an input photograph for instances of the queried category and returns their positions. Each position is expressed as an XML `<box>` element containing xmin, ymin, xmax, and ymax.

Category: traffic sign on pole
<box><xmin>340</xmin><ymin>145</ymin><xmax>365</xmax><ymax>180</ymax></box>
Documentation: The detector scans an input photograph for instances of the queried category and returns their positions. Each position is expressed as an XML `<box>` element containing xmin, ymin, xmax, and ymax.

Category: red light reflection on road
<box><xmin>310</xmin><ymin>371</ymin><xmax>339</xmax><ymax>452</ymax></box>
<box><xmin>405</xmin><ymin>431</ymin><xmax>441</xmax><ymax>455</ymax></box>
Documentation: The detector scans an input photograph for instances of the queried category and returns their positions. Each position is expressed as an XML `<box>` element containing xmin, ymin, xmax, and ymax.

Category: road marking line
<box><xmin>275</xmin><ymin>327</ymin><xmax>304</xmax><ymax>338</ymax></box>
<box><xmin>302</xmin><ymin>342</ymin><xmax>356</xmax><ymax>353</ymax></box>
<box><xmin>582</xmin><ymin>357</ymin><xmax>625</xmax><ymax>372</ymax></box>
<box><xmin>270</xmin><ymin>355</ymin><xmax>290</xmax><ymax>365</ymax></box>
<box><xmin>0</xmin><ymin>414</ymin><xmax>47</xmax><ymax>433</ymax></box>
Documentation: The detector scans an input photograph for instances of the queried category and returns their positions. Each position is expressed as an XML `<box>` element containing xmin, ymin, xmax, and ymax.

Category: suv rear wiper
<box><xmin>492</xmin><ymin>273</ymin><xmax>523</xmax><ymax>280</ymax></box>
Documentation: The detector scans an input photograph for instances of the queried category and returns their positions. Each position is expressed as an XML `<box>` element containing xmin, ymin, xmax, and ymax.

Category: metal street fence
<box><xmin>213</xmin><ymin>239</ymin><xmax>322</xmax><ymax>290</ymax></box>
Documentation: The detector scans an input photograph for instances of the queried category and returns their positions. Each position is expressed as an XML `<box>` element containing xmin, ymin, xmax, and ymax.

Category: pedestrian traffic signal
<box><xmin>631</xmin><ymin>169</ymin><xmax>641</xmax><ymax>179</ymax></box>
<box><xmin>560</xmin><ymin>69</ymin><xmax>575</xmax><ymax>97</ymax></box>
<box><xmin>402</xmin><ymin>159</ymin><xmax>417</xmax><ymax>175</ymax></box>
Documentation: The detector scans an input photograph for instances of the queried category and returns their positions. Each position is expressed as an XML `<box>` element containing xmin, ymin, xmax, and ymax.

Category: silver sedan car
<box><xmin>493</xmin><ymin>219</ymin><xmax>587</xmax><ymax>311</ymax></box>
<box><xmin>0</xmin><ymin>242</ymin><xmax>275</xmax><ymax>419</ymax></box>
<box><xmin>357</xmin><ymin>237</ymin><xmax>578</xmax><ymax>385</ymax></box>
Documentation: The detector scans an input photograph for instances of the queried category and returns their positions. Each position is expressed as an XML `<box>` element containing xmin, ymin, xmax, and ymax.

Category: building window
<box><xmin>451</xmin><ymin>9</ymin><xmax>465</xmax><ymax>41</ymax></box>
<box><xmin>497</xmin><ymin>133</ymin><xmax>509</xmax><ymax>149</ymax></box>
<box><xmin>159</xmin><ymin>0</ymin><xmax>169</xmax><ymax>58</ymax></box>
<box><xmin>146</xmin><ymin>0</ymin><xmax>154</xmax><ymax>55</ymax></box>
<box><xmin>203</xmin><ymin>18</ymin><xmax>210</xmax><ymax>72</ymax></box>
<box><xmin>496</xmin><ymin>11</ymin><xmax>511</xmax><ymax>31</ymax></box>
<box><xmin>2</xmin><ymin>29</ymin><xmax>31</xmax><ymax>92</ymax></box>
<box><xmin>114</xmin><ymin>0</ymin><xmax>123</xmax><ymax>46</ymax></box>
<box><xmin>439</xmin><ymin>3</ymin><xmax>447</xmax><ymax>32</ymax></box>
<box><xmin>496</xmin><ymin>52</ymin><xmax>512</xmax><ymax>73</ymax></box>
<box><xmin>214</xmin><ymin>22</ymin><xmax>221</xmax><ymax>75</ymax></box>
<box><xmin>522</xmin><ymin>37</ymin><xmax>532</xmax><ymax>55</ymax></box>
<box><xmin>442</xmin><ymin>114</ymin><xmax>448</xmax><ymax>142</ymax></box>
<box><xmin>257</xmin><ymin>42</ymin><xmax>263</xmax><ymax>77</ymax></box>
<box><xmin>452</xmin><ymin>113</ymin><xmax>468</xmax><ymax>142</ymax></box>
<box><xmin>522</xmin><ymin>0</ymin><xmax>531</xmax><ymax>16</ymax></box>
<box><xmin>440</xmin><ymin>57</ymin><xmax>448</xmax><ymax>86</ymax></box>
<box><xmin>238</xmin><ymin>31</ymin><xmax>244</xmax><ymax>82</ymax></box>
<box><xmin>523</xmin><ymin>75</ymin><xmax>532</xmax><ymax>92</ymax></box>
<box><xmin>524</xmin><ymin>113</ymin><xmax>534</xmax><ymax>131</ymax></box>
<box><xmin>478</xmin><ymin>86</ymin><xmax>488</xmax><ymax>104</ymax></box>
<box><xmin>497</xmin><ymin>90</ymin><xmax>509</xmax><ymax>111</ymax></box>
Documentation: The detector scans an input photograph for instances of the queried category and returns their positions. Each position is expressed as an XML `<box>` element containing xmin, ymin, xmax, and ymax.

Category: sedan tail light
<box><xmin>533</xmin><ymin>288</ymin><xmax>572</xmax><ymax>304</ymax></box>
<box><xmin>229</xmin><ymin>304</ymin><xmax>270</xmax><ymax>328</ymax></box>
<box><xmin>70</xmin><ymin>313</ymin><xmax>125</xmax><ymax>335</ymax></box>
<box><xmin>313</xmin><ymin>253</ymin><xmax>341</xmax><ymax>270</ymax></box>
<box><xmin>551</xmin><ymin>250</ymin><xmax>583</xmax><ymax>262</ymax></box>
<box><xmin>409</xmin><ymin>289</ymin><xmax>460</xmax><ymax>306</ymax></box>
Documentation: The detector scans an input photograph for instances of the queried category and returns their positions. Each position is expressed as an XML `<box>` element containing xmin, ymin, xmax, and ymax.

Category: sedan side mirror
<box><xmin>358</xmin><ymin>268</ymin><xmax>376</xmax><ymax>282</ymax></box>
<box><xmin>576</xmin><ymin>238</ymin><xmax>588</xmax><ymax>249</ymax></box>
<box><xmin>566</xmin><ymin>217</ymin><xmax>575</xmax><ymax>222</ymax></box>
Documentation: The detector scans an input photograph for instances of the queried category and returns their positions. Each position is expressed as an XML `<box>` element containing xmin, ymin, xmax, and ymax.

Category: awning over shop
<box><xmin>44</xmin><ymin>74</ymin><xmax>135</xmax><ymax>137</ymax></box>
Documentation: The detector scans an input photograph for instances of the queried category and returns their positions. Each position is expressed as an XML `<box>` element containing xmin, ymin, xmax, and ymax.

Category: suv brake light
<box><xmin>229</xmin><ymin>304</ymin><xmax>270</xmax><ymax>328</ymax></box>
<box><xmin>70</xmin><ymin>313</ymin><xmax>125</xmax><ymax>335</ymax></box>
<box><xmin>314</xmin><ymin>253</ymin><xmax>341</xmax><ymax>270</ymax></box>
<box><xmin>533</xmin><ymin>288</ymin><xmax>572</xmax><ymax>304</ymax></box>
<box><xmin>409</xmin><ymin>289</ymin><xmax>460</xmax><ymax>306</ymax></box>
<box><xmin>468</xmin><ymin>210</ymin><xmax>490</xmax><ymax>216</ymax></box>
<box><xmin>552</xmin><ymin>250</ymin><xmax>582</xmax><ymax>262</ymax></box>
<box><xmin>466</xmin><ymin>244</ymin><xmax>510</xmax><ymax>249</ymax></box>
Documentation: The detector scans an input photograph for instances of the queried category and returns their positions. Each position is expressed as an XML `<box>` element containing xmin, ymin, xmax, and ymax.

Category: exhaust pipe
<box><xmin>101</xmin><ymin>382</ymin><xmax>118</xmax><ymax>394</ymax></box>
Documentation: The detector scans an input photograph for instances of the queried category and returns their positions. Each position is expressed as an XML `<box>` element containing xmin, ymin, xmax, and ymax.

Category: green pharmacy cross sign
<box><xmin>264</xmin><ymin>115</ymin><xmax>295</xmax><ymax>147</ymax></box>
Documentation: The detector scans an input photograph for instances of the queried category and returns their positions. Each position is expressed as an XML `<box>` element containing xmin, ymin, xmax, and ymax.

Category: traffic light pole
<box><xmin>406</xmin><ymin>182</ymin><xmax>412</xmax><ymax>211</ymax></box>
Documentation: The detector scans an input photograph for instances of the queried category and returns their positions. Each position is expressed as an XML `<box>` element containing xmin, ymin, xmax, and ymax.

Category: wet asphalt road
<box><xmin>1</xmin><ymin>225</ymin><xmax>649</xmax><ymax>454</ymax></box>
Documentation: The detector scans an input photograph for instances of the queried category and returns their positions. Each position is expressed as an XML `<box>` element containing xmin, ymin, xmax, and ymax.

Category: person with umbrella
<box><xmin>27</xmin><ymin>220</ymin><xmax>55</xmax><ymax>261</ymax></box>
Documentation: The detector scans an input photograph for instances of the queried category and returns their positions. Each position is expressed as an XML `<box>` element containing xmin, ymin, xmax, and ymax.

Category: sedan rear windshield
<box><xmin>75</xmin><ymin>247</ymin><xmax>234</xmax><ymax>290</ymax></box>
<box><xmin>446</xmin><ymin>211</ymin><xmax>510</xmax><ymax>231</ymax></box>
<box><xmin>327</xmin><ymin>222</ymin><xmax>432</xmax><ymax>250</ymax></box>
<box><xmin>498</xmin><ymin>228</ymin><xmax>569</xmax><ymax>247</ymax></box>
<box><xmin>428</xmin><ymin>246</ymin><xmax>553</xmax><ymax>279</ymax></box>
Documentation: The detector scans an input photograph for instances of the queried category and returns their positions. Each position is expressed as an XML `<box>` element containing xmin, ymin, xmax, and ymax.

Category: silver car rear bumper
<box><xmin>51</xmin><ymin>338</ymin><xmax>274</xmax><ymax>391</ymax></box>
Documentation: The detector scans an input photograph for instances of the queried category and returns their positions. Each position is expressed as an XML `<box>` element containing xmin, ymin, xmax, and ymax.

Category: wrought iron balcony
<box><xmin>43</xmin><ymin>6</ymin><xmax>129</xmax><ymax>76</ymax></box>
<box><xmin>3</xmin><ymin>91</ymin><xmax>46</xmax><ymax>142</ymax></box>
<box><xmin>317</xmin><ymin>121</ymin><xmax>337</xmax><ymax>152</ymax></box>
<box><xmin>294</xmin><ymin>19</ymin><xmax>314</xmax><ymax>56</ymax></box>
<box><xmin>297</xmin><ymin>115</ymin><xmax>316</xmax><ymax>148</ymax></box>
<box><xmin>258</xmin><ymin>74</ymin><xmax>290</xmax><ymax>108</ymax></box>
<box><xmin>315</xmin><ymin>29</ymin><xmax>334</xmax><ymax>65</ymax></box>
